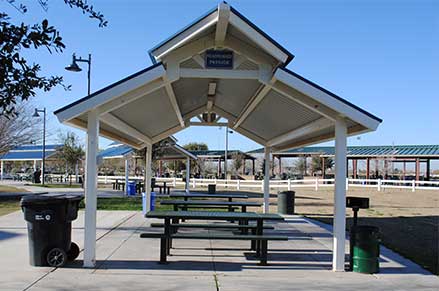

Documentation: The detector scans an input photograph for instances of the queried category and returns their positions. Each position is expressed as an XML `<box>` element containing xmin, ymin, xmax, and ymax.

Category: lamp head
<box><xmin>32</xmin><ymin>109</ymin><xmax>40</xmax><ymax>118</ymax></box>
<box><xmin>65</xmin><ymin>54</ymin><xmax>82</xmax><ymax>72</ymax></box>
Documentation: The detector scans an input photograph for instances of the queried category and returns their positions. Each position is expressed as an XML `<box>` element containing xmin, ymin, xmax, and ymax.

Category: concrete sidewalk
<box><xmin>0</xmin><ymin>210</ymin><xmax>437</xmax><ymax>291</ymax></box>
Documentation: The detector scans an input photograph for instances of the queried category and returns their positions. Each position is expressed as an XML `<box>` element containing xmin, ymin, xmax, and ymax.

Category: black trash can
<box><xmin>350</xmin><ymin>225</ymin><xmax>380</xmax><ymax>274</ymax></box>
<box><xmin>208</xmin><ymin>184</ymin><xmax>216</xmax><ymax>194</ymax></box>
<box><xmin>21</xmin><ymin>194</ymin><xmax>83</xmax><ymax>267</ymax></box>
<box><xmin>278</xmin><ymin>191</ymin><xmax>295</xmax><ymax>214</ymax></box>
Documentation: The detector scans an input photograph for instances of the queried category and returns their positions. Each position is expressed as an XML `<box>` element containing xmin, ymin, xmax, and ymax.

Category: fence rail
<box><xmin>94</xmin><ymin>176</ymin><xmax>439</xmax><ymax>192</ymax></box>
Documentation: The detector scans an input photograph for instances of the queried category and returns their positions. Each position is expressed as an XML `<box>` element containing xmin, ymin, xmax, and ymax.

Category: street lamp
<box><xmin>65</xmin><ymin>53</ymin><xmax>92</xmax><ymax>95</ymax></box>
<box><xmin>32</xmin><ymin>108</ymin><xmax>46</xmax><ymax>185</ymax></box>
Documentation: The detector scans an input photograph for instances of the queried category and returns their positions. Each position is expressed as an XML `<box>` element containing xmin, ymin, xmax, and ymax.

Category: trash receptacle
<box><xmin>278</xmin><ymin>191</ymin><xmax>295</xmax><ymax>214</ymax></box>
<box><xmin>350</xmin><ymin>225</ymin><xmax>380</xmax><ymax>274</ymax></box>
<box><xmin>20</xmin><ymin>194</ymin><xmax>83</xmax><ymax>267</ymax></box>
<box><xmin>208</xmin><ymin>184</ymin><xmax>216</xmax><ymax>194</ymax></box>
<box><xmin>127</xmin><ymin>181</ymin><xmax>136</xmax><ymax>196</ymax></box>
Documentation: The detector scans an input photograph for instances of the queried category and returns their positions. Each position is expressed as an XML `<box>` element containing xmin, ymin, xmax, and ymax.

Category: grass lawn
<box><xmin>0</xmin><ymin>199</ymin><xmax>20</xmax><ymax>216</ymax></box>
<box><xmin>0</xmin><ymin>185</ymin><xmax>26</xmax><ymax>193</ymax></box>
<box><xmin>78</xmin><ymin>197</ymin><xmax>173</xmax><ymax>211</ymax></box>
<box><xmin>25</xmin><ymin>183</ymin><xmax>82</xmax><ymax>188</ymax></box>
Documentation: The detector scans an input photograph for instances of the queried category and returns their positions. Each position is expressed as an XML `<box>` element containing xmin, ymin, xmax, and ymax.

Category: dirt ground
<box><xmin>272</xmin><ymin>187</ymin><xmax>439</xmax><ymax>275</ymax></box>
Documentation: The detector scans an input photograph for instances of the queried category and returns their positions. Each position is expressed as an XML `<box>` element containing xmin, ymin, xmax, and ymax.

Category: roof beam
<box><xmin>67</xmin><ymin>118</ymin><xmax>144</xmax><ymax>149</ymax></box>
<box><xmin>164</xmin><ymin>81</ymin><xmax>185</xmax><ymax>127</ymax></box>
<box><xmin>180</xmin><ymin>68</ymin><xmax>259</xmax><ymax>79</ymax></box>
<box><xmin>267</xmin><ymin>117</ymin><xmax>332</xmax><ymax>147</ymax></box>
<box><xmin>233</xmin><ymin>84</ymin><xmax>272</xmax><ymax>129</ymax></box>
<box><xmin>152</xmin><ymin>124</ymin><xmax>184</xmax><ymax>144</ymax></box>
<box><xmin>189</xmin><ymin>121</ymin><xmax>228</xmax><ymax>127</ymax></box>
<box><xmin>100</xmin><ymin>113</ymin><xmax>152</xmax><ymax>145</ymax></box>
<box><xmin>224</xmin><ymin>35</ymin><xmax>276</xmax><ymax>66</ymax></box>
<box><xmin>215</xmin><ymin>3</ymin><xmax>230</xmax><ymax>46</ymax></box>
<box><xmin>192</xmin><ymin>54</ymin><xmax>205</xmax><ymax>68</ymax></box>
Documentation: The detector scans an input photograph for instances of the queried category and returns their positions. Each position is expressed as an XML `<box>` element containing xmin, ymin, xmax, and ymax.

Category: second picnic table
<box><xmin>160</xmin><ymin>199</ymin><xmax>262</xmax><ymax>212</ymax></box>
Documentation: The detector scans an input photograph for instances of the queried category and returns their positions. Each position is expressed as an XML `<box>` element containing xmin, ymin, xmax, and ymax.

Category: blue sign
<box><xmin>205</xmin><ymin>50</ymin><xmax>233</xmax><ymax>69</ymax></box>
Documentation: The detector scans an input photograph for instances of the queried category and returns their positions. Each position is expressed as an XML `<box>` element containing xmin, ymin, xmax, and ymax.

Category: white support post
<box><xmin>33</xmin><ymin>160</ymin><xmax>37</xmax><ymax>172</ymax></box>
<box><xmin>315</xmin><ymin>178</ymin><xmax>319</xmax><ymax>191</ymax></box>
<box><xmin>145</xmin><ymin>144</ymin><xmax>152</xmax><ymax>211</ymax></box>
<box><xmin>124</xmin><ymin>158</ymin><xmax>129</xmax><ymax>195</ymax></box>
<box><xmin>412</xmin><ymin>180</ymin><xmax>416</xmax><ymax>192</ymax></box>
<box><xmin>377</xmin><ymin>179</ymin><xmax>382</xmax><ymax>192</ymax></box>
<box><xmin>287</xmin><ymin>178</ymin><xmax>291</xmax><ymax>191</ymax></box>
<box><xmin>83</xmin><ymin>110</ymin><xmax>99</xmax><ymax>268</ymax></box>
<box><xmin>0</xmin><ymin>160</ymin><xmax>3</xmax><ymax>180</ymax></box>
<box><xmin>333</xmin><ymin>118</ymin><xmax>347</xmax><ymax>272</ymax></box>
<box><xmin>263</xmin><ymin>146</ymin><xmax>271</xmax><ymax>213</ymax></box>
<box><xmin>75</xmin><ymin>161</ymin><xmax>79</xmax><ymax>183</ymax></box>
<box><xmin>185</xmin><ymin>157</ymin><xmax>190</xmax><ymax>193</ymax></box>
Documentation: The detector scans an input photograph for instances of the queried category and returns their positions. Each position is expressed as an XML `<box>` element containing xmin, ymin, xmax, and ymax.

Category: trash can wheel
<box><xmin>67</xmin><ymin>242</ymin><xmax>80</xmax><ymax>261</ymax></box>
<box><xmin>46</xmin><ymin>248</ymin><xmax>67</xmax><ymax>267</ymax></box>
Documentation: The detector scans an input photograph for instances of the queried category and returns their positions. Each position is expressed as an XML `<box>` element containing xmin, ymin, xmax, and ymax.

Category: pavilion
<box><xmin>0</xmin><ymin>144</ymin><xmax>61</xmax><ymax>180</ymax></box>
<box><xmin>54</xmin><ymin>3</ymin><xmax>381</xmax><ymax>270</ymax></box>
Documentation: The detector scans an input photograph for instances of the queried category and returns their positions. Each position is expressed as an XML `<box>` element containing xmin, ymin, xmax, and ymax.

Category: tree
<box><xmin>183</xmin><ymin>142</ymin><xmax>208</xmax><ymax>151</ymax></box>
<box><xmin>0</xmin><ymin>103</ymin><xmax>40</xmax><ymax>156</ymax></box>
<box><xmin>56</xmin><ymin>131</ymin><xmax>84</xmax><ymax>185</ymax></box>
<box><xmin>311</xmin><ymin>156</ymin><xmax>334</xmax><ymax>176</ymax></box>
<box><xmin>232</xmin><ymin>152</ymin><xmax>244</xmax><ymax>175</ymax></box>
<box><xmin>293</xmin><ymin>157</ymin><xmax>307</xmax><ymax>176</ymax></box>
<box><xmin>1</xmin><ymin>1</ymin><xmax>107</xmax><ymax>116</ymax></box>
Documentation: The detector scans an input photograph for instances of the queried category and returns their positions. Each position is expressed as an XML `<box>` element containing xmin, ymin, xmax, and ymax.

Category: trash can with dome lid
<box><xmin>20</xmin><ymin>193</ymin><xmax>83</xmax><ymax>267</ymax></box>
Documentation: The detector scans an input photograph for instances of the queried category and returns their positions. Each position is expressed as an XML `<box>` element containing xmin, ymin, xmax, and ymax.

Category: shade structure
<box><xmin>54</xmin><ymin>3</ymin><xmax>381</xmax><ymax>270</ymax></box>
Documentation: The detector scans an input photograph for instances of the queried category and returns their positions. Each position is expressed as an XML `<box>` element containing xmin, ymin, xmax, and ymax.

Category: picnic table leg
<box><xmin>255</xmin><ymin>219</ymin><xmax>263</xmax><ymax>257</ymax></box>
<box><xmin>259</xmin><ymin>240</ymin><xmax>268</xmax><ymax>266</ymax></box>
<box><xmin>159</xmin><ymin>218</ymin><xmax>170</xmax><ymax>264</ymax></box>
<box><xmin>240</xmin><ymin>206</ymin><xmax>248</xmax><ymax>234</ymax></box>
<box><xmin>172</xmin><ymin>205</ymin><xmax>179</xmax><ymax>229</ymax></box>
<box><xmin>251</xmin><ymin>228</ymin><xmax>256</xmax><ymax>250</ymax></box>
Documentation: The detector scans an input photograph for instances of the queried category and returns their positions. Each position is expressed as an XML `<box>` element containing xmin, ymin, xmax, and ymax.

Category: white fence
<box><xmin>96</xmin><ymin>176</ymin><xmax>439</xmax><ymax>192</ymax></box>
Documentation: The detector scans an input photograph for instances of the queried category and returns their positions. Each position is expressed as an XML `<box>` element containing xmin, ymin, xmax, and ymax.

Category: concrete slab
<box><xmin>0</xmin><ymin>210</ymin><xmax>437</xmax><ymax>291</ymax></box>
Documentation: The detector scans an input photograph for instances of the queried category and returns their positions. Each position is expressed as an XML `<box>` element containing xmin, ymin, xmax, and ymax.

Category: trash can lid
<box><xmin>20</xmin><ymin>193</ymin><xmax>82</xmax><ymax>206</ymax></box>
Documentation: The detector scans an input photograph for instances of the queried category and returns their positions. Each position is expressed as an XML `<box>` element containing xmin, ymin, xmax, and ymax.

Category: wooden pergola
<box><xmin>54</xmin><ymin>3</ymin><xmax>381</xmax><ymax>270</ymax></box>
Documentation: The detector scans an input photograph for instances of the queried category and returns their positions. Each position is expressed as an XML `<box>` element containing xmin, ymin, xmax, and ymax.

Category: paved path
<box><xmin>0</xmin><ymin>211</ymin><xmax>437</xmax><ymax>291</ymax></box>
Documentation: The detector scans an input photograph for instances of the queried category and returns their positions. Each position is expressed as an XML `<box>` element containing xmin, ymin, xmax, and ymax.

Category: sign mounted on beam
<box><xmin>205</xmin><ymin>50</ymin><xmax>233</xmax><ymax>69</ymax></box>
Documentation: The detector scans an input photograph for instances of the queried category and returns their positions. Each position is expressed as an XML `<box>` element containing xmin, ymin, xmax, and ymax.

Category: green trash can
<box><xmin>351</xmin><ymin>225</ymin><xmax>380</xmax><ymax>274</ymax></box>
<box><xmin>277</xmin><ymin>191</ymin><xmax>295</xmax><ymax>215</ymax></box>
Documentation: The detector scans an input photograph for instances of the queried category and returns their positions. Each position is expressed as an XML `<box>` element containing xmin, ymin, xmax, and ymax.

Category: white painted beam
<box><xmin>189</xmin><ymin>121</ymin><xmax>228</xmax><ymax>127</ymax></box>
<box><xmin>215</xmin><ymin>2</ymin><xmax>230</xmax><ymax>46</ymax></box>
<box><xmin>152</xmin><ymin>124</ymin><xmax>184</xmax><ymax>144</ymax></box>
<box><xmin>185</xmin><ymin>157</ymin><xmax>190</xmax><ymax>192</ymax></box>
<box><xmin>267</xmin><ymin>117</ymin><xmax>332</xmax><ymax>147</ymax></box>
<box><xmin>83</xmin><ymin>110</ymin><xmax>99</xmax><ymax>268</ymax></box>
<box><xmin>224</xmin><ymin>35</ymin><xmax>276</xmax><ymax>66</ymax></box>
<box><xmin>145</xmin><ymin>144</ymin><xmax>152</xmax><ymax>211</ymax></box>
<box><xmin>192</xmin><ymin>54</ymin><xmax>205</xmax><ymax>69</ymax></box>
<box><xmin>180</xmin><ymin>68</ymin><xmax>259</xmax><ymax>79</ymax></box>
<box><xmin>124</xmin><ymin>158</ymin><xmax>129</xmax><ymax>195</ymax></box>
<box><xmin>164</xmin><ymin>82</ymin><xmax>185</xmax><ymax>127</ymax></box>
<box><xmin>233</xmin><ymin>85</ymin><xmax>272</xmax><ymax>129</ymax></box>
<box><xmin>100</xmin><ymin>113</ymin><xmax>152</xmax><ymax>145</ymax></box>
<box><xmin>233</xmin><ymin>53</ymin><xmax>248</xmax><ymax>69</ymax></box>
<box><xmin>333</xmin><ymin>118</ymin><xmax>347</xmax><ymax>272</ymax></box>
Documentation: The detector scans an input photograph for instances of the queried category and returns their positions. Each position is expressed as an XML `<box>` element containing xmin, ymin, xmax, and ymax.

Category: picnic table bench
<box><xmin>169</xmin><ymin>193</ymin><xmax>248</xmax><ymax>202</ymax></box>
<box><xmin>141</xmin><ymin>211</ymin><xmax>286</xmax><ymax>265</ymax></box>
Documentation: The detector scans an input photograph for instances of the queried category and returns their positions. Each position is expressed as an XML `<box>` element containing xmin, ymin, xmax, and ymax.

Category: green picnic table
<box><xmin>160</xmin><ymin>199</ymin><xmax>262</xmax><ymax>212</ymax></box>
<box><xmin>143</xmin><ymin>211</ymin><xmax>285</xmax><ymax>265</ymax></box>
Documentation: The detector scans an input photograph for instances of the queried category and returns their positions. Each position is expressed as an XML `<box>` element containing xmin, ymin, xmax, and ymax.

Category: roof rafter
<box><xmin>215</xmin><ymin>2</ymin><xmax>230</xmax><ymax>46</ymax></box>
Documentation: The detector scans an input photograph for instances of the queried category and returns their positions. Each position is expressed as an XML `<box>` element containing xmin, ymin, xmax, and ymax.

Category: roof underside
<box><xmin>98</xmin><ymin>143</ymin><xmax>196</xmax><ymax>160</ymax></box>
<box><xmin>54</xmin><ymin>3</ymin><xmax>381</xmax><ymax>152</ymax></box>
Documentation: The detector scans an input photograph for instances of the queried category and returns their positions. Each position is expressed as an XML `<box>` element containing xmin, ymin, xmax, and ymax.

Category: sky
<box><xmin>4</xmin><ymin>0</ymin><xmax>439</xmax><ymax>151</ymax></box>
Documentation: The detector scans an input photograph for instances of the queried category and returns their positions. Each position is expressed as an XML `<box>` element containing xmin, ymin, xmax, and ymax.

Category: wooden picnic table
<box><xmin>169</xmin><ymin>192</ymin><xmax>248</xmax><ymax>202</ymax></box>
<box><xmin>144</xmin><ymin>210</ymin><xmax>285</xmax><ymax>264</ymax></box>
<box><xmin>160</xmin><ymin>199</ymin><xmax>262</xmax><ymax>212</ymax></box>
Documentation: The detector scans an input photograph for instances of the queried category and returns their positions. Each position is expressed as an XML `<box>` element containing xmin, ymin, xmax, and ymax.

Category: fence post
<box><xmin>377</xmin><ymin>179</ymin><xmax>381</xmax><ymax>192</ymax></box>
<box><xmin>412</xmin><ymin>180</ymin><xmax>416</xmax><ymax>192</ymax></box>
<box><xmin>173</xmin><ymin>177</ymin><xmax>176</xmax><ymax>187</ymax></box>
<box><xmin>214</xmin><ymin>178</ymin><xmax>217</xmax><ymax>185</ymax></box>
<box><xmin>192</xmin><ymin>178</ymin><xmax>196</xmax><ymax>189</ymax></box>
<box><xmin>237</xmin><ymin>179</ymin><xmax>240</xmax><ymax>190</ymax></box>
<box><xmin>104</xmin><ymin>175</ymin><xmax>108</xmax><ymax>184</ymax></box>
<box><xmin>261</xmin><ymin>180</ymin><xmax>264</xmax><ymax>191</ymax></box>
<box><xmin>315</xmin><ymin>178</ymin><xmax>319</xmax><ymax>191</ymax></box>
<box><xmin>287</xmin><ymin>179</ymin><xmax>291</xmax><ymax>191</ymax></box>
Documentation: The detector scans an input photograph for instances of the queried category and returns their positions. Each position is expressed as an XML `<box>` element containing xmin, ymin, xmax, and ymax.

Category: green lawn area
<box><xmin>0</xmin><ymin>199</ymin><xmax>21</xmax><ymax>216</ymax></box>
<box><xmin>25</xmin><ymin>183</ymin><xmax>82</xmax><ymax>188</ymax></box>
<box><xmin>0</xmin><ymin>185</ymin><xmax>26</xmax><ymax>193</ymax></box>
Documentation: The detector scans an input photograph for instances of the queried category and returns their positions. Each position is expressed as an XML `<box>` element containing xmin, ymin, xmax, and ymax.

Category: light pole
<box><xmin>223</xmin><ymin>126</ymin><xmax>233</xmax><ymax>179</ymax></box>
<box><xmin>65</xmin><ymin>53</ymin><xmax>92</xmax><ymax>96</ymax></box>
<box><xmin>32</xmin><ymin>108</ymin><xmax>46</xmax><ymax>185</ymax></box>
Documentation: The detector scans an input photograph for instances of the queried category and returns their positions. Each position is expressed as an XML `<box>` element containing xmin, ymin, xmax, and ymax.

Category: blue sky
<box><xmin>5</xmin><ymin>0</ymin><xmax>438</xmax><ymax>151</ymax></box>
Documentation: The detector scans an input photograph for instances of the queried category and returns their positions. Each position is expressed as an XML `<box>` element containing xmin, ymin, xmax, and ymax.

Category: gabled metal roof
<box><xmin>248</xmin><ymin>145</ymin><xmax>439</xmax><ymax>158</ymax></box>
<box><xmin>98</xmin><ymin>143</ymin><xmax>197</xmax><ymax>160</ymax></box>
<box><xmin>0</xmin><ymin>144</ymin><xmax>62</xmax><ymax>161</ymax></box>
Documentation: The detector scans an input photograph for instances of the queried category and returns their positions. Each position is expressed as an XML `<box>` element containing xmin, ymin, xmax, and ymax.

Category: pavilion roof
<box><xmin>0</xmin><ymin>144</ymin><xmax>61</xmax><ymax>161</ymax></box>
